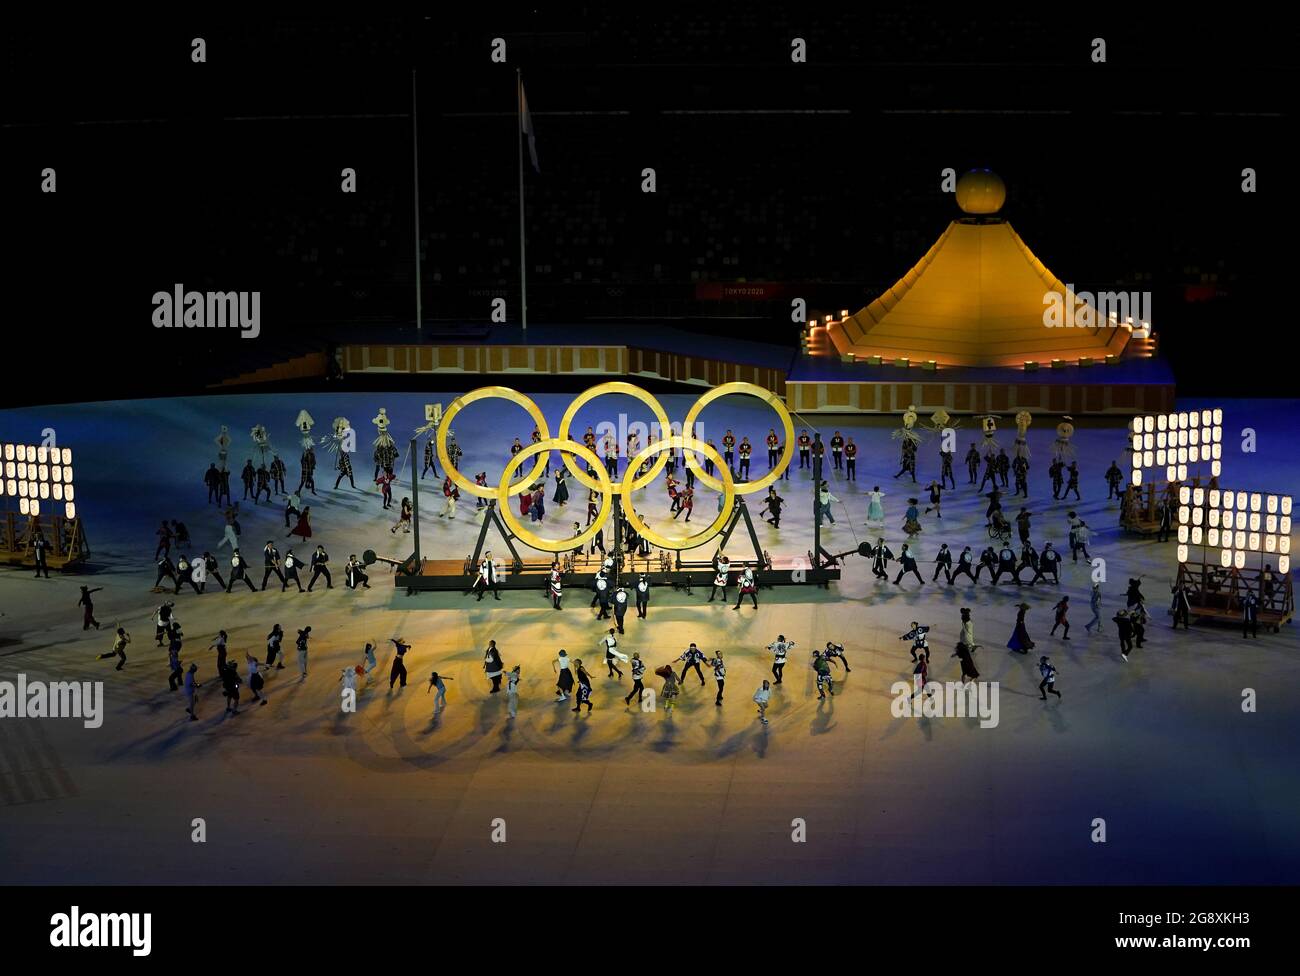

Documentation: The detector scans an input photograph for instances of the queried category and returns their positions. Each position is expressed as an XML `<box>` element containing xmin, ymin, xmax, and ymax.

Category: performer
<box><xmin>829</xmin><ymin>431</ymin><xmax>844</xmax><ymax>470</ymax></box>
<box><xmin>1063</xmin><ymin>462</ymin><xmax>1081</xmax><ymax>501</ymax></box>
<box><xmin>812</xmin><ymin>651</ymin><xmax>833</xmax><ymax>700</ymax></box>
<box><xmin>992</xmin><ymin>543</ymin><xmax>1021</xmax><ymax>585</ymax></box>
<box><xmin>631</xmin><ymin>572</ymin><xmax>651</xmax><ymax>618</ymax></box>
<box><xmin>797</xmin><ymin>430</ymin><xmax>811</xmax><ymax>469</ymax></box>
<box><xmin>844</xmin><ymin>437</ymin><xmax>857</xmax><ymax>480</ymax></box>
<box><xmin>153</xmin><ymin>553</ymin><xmax>178</xmax><ymax>592</ymax></box>
<box><xmin>77</xmin><ymin>586</ymin><xmax>102</xmax><ymax>630</ymax></box>
<box><xmin>372</xmin><ymin>409</ymin><xmax>399</xmax><ymax>481</ymax></box>
<box><xmin>307</xmin><ymin>545</ymin><xmax>332</xmax><ymax>590</ymax></box>
<box><xmin>923</xmin><ymin>480</ymin><xmax>944</xmax><ymax>519</ymax></box>
<box><xmin>1114</xmin><ymin>610</ymin><xmax>1135</xmax><ymax>660</ymax></box>
<box><xmin>673</xmin><ymin>486</ymin><xmax>695</xmax><ymax>522</ymax></box>
<box><xmin>1016</xmin><ymin>542</ymin><xmax>1040</xmax><ymax>585</ymax></box>
<box><xmin>767</xmin><ymin>635</ymin><xmax>794</xmax><ymax>684</ymax></box>
<box><xmin>1050</xmin><ymin>596</ymin><xmax>1071</xmax><ymax>639</ymax></box>
<box><xmin>737</xmin><ymin>438</ymin><xmax>752</xmax><ymax>480</ymax></box>
<box><xmin>1038</xmin><ymin>656</ymin><xmax>1062</xmax><ymax>700</ymax></box>
<box><xmin>600</xmin><ymin>629</ymin><xmax>624</xmax><ymax>678</ymax></box>
<box><xmin>900</xmin><ymin>497</ymin><xmax>922</xmax><ymax>536</ymax></box>
<box><xmin>979</xmin><ymin>453</ymin><xmax>999</xmax><ymax>493</ymax></box>
<box><xmin>591</xmin><ymin>569</ymin><xmax>611</xmax><ymax>618</ymax></box>
<box><xmin>1126</xmin><ymin>577</ymin><xmax>1147</xmax><ymax>611</ymax></box>
<box><xmin>939</xmin><ymin>447</ymin><xmax>956</xmax><ymax>490</ymax></box>
<box><xmin>753</xmin><ymin>680</ymin><xmax>771</xmax><ymax>725</ymax></box>
<box><xmin>438</xmin><ymin>476</ymin><xmax>459</xmax><ymax>519</ymax></box>
<box><xmin>548</xmin><ymin>563</ymin><xmax>563</xmax><ymax>610</ymax></box>
<box><xmin>97</xmin><ymin>627</ymin><xmax>130</xmax><ymax>671</ymax></box>
<box><xmin>345</xmin><ymin>554</ymin><xmax>371</xmax><ymax>589</ymax></box>
<box><xmin>475</xmin><ymin>553</ymin><xmax>501</xmax><ymax>601</ymax></box>
<box><xmin>376</xmin><ymin>467</ymin><xmax>395</xmax><ymax>510</ymax></box>
<box><xmin>554</xmin><ymin>648</ymin><xmax>574</xmax><ymax>702</ymax></box>
<box><xmin>227</xmin><ymin>549</ymin><xmax>256</xmax><ymax>592</ymax></box>
<box><xmin>1170</xmin><ymin>579</ymin><xmax>1192</xmax><ymax>630</ymax></box>
<box><xmin>823</xmin><ymin>641</ymin><xmax>850</xmax><ymax>673</ymax></box>
<box><xmin>265</xmin><ymin>625</ymin><xmax>285</xmax><ymax>670</ymax></box>
<box><xmin>483</xmin><ymin>640</ymin><xmax>505</xmax><ymax>692</ymax></box>
<box><xmin>1069</xmin><ymin>516</ymin><xmax>1092</xmax><ymax>562</ymax></box>
<box><xmin>269</xmin><ymin>455</ymin><xmax>287</xmax><ymax>495</ymax></box>
<box><xmin>1048</xmin><ymin>458</ymin><xmax>1065</xmax><ymax>500</ymax></box>
<box><xmin>211</xmin><ymin>630</ymin><xmax>229</xmax><ymax>674</ymax></box>
<box><xmin>283</xmin><ymin>490</ymin><xmax>301</xmax><ymax>531</ymax></box>
<box><xmin>572</xmin><ymin>660</ymin><xmax>594</xmax><ymax>713</ymax></box>
<box><xmin>974</xmin><ymin>545</ymin><xmax>998</xmax><ymax>582</ymax></box>
<box><xmin>819</xmin><ymin>482</ymin><xmax>839</xmax><ymax>525</ymax></box>
<box><xmin>298</xmin><ymin>447</ymin><xmax>317</xmax><ymax>496</ymax></box>
<box><xmin>292</xmin><ymin>626</ymin><xmax>311</xmax><ymax>678</ymax></box>
<box><xmin>722</xmin><ymin>430</ymin><xmax>736</xmax><ymax>471</ymax></box>
<box><xmin>1007</xmin><ymin>604</ymin><xmax>1034</xmax><ymax>655</ymax></box>
<box><xmin>869</xmin><ymin>538</ymin><xmax>895</xmax><ymax>580</ymax></box>
<box><xmin>893</xmin><ymin>543</ymin><xmax>924</xmax><ymax>587</ymax></box>
<box><xmin>953</xmin><ymin>608</ymin><xmax>979</xmax><ymax>683</ymax></box>
<box><xmin>755</xmin><ymin>487</ymin><xmax>782</xmax><ymax>528</ymax></box>
<box><xmin>864</xmin><ymin>486</ymin><xmax>886</xmax><ymax>527</ymax></box>
<box><xmin>553</xmin><ymin>468</ymin><xmax>569</xmax><ymax>506</ymax></box>
<box><xmin>334</xmin><ymin>450</ymin><xmax>357</xmax><ymax>490</ymax></box>
<box><xmin>900</xmin><ymin>622</ymin><xmax>930</xmax><ymax>662</ymax></box>
<box><xmin>705</xmin><ymin>557</ymin><xmax>733</xmax><ymax>603</ymax></box>
<box><xmin>391</xmin><ymin>496</ymin><xmax>413</xmax><ymax>535</ymax></box>
<box><xmin>734</xmin><ymin>564</ymin><xmax>758</xmax><ymax>609</ymax></box>
<box><xmin>765</xmin><ymin>428</ymin><xmax>780</xmax><ymax>469</ymax></box>
<box><xmin>1015</xmin><ymin>507</ymin><xmax>1033</xmax><ymax>546</ymax></box>
<box><xmin>218</xmin><ymin>504</ymin><xmax>241</xmax><ymax>552</ymax></box>
<box><xmin>260</xmin><ymin>541</ymin><xmax>285</xmax><ymax>591</ymax></box>
<box><xmin>427</xmin><ymin>670</ymin><xmax>453</xmax><ymax>710</ymax></box>
<box><xmin>1032</xmin><ymin>543</ymin><xmax>1062</xmax><ymax>585</ymax></box>
<box><xmin>950</xmin><ymin>545</ymin><xmax>977</xmax><ymax>584</ymax></box>
<box><xmin>1105</xmin><ymin>461</ymin><xmax>1124</xmax><ymax>500</ymax></box>
<box><xmin>241</xmin><ymin>460</ymin><xmax>256</xmax><ymax>500</ymax></box>
<box><xmin>965</xmin><ymin>444</ymin><xmax>981</xmax><ymax>485</ymax></box>
<box><xmin>389</xmin><ymin>637</ymin><xmax>410</xmax><ymax>688</ymax></box>
<box><xmin>932</xmin><ymin>543</ymin><xmax>953</xmax><ymax>583</ymax></box>
<box><xmin>612</xmin><ymin>587</ymin><xmax>630</xmax><ymax>634</ymax></box>
<box><xmin>996</xmin><ymin>448</ymin><xmax>1010</xmax><ymax>488</ymax></box>
<box><xmin>174</xmin><ymin>554</ymin><xmax>201</xmax><ymax>595</ymax></box>
<box><xmin>678</xmin><ymin>644</ymin><xmax>708</xmax><ymax>686</ymax></box>
<box><xmin>288</xmin><ymin>505</ymin><xmax>313</xmax><ymax>542</ymax></box>
<box><xmin>1012</xmin><ymin>454</ymin><xmax>1029</xmax><ymax>498</ymax></box>
<box><xmin>1242</xmin><ymin>591</ymin><xmax>1260</xmax><ymax>639</ymax></box>
<box><xmin>624</xmin><ymin>653</ymin><xmax>646</xmax><ymax>706</ymax></box>
<box><xmin>421</xmin><ymin>438</ymin><xmax>438</xmax><ymax>480</ymax></box>
<box><xmin>1085</xmin><ymin>582</ymin><xmax>1105</xmax><ymax>634</ymax></box>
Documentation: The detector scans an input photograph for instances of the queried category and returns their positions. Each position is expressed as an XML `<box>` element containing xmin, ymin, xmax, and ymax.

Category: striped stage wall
<box><xmin>341</xmin><ymin>344</ymin><xmax>1170</xmax><ymax>415</ymax></box>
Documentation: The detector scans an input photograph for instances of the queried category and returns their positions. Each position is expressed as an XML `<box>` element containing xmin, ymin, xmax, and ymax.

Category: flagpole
<box><xmin>412</xmin><ymin>69</ymin><xmax>423</xmax><ymax>334</ymax></box>
<box><xmin>517</xmin><ymin>68</ymin><xmax>527</xmax><ymax>336</ymax></box>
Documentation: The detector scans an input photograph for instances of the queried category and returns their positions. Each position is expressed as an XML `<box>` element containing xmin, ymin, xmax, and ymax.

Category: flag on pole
<box><xmin>519</xmin><ymin>79</ymin><xmax>540</xmax><ymax>174</ymax></box>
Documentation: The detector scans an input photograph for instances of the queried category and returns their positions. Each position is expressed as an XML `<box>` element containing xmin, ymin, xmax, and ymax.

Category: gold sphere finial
<box><xmin>956</xmin><ymin>170</ymin><xmax>1006</xmax><ymax>215</ymax></box>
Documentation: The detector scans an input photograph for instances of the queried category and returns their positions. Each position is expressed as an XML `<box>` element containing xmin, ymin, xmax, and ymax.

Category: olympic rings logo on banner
<box><xmin>435</xmin><ymin>381</ymin><xmax>795</xmax><ymax>552</ymax></box>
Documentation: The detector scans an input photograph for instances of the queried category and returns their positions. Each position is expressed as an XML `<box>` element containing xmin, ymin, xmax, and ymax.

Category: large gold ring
<box><xmin>438</xmin><ymin>386</ymin><xmax>551</xmax><ymax>499</ymax></box>
<box><xmin>498</xmin><ymin>439</ymin><xmax>613</xmax><ymax>553</ymax></box>
<box><xmin>620</xmin><ymin>436</ymin><xmax>735</xmax><ymax>551</ymax></box>
<box><xmin>681</xmin><ymin>381</ymin><xmax>794</xmax><ymax>495</ymax></box>
<box><xmin>556</xmin><ymin>381</ymin><xmax>675</xmax><ymax>494</ymax></box>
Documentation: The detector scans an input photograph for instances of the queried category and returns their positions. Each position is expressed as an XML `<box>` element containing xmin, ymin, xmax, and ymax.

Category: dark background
<box><xmin>2</xmin><ymin>9</ymin><xmax>1294</xmax><ymax>402</ymax></box>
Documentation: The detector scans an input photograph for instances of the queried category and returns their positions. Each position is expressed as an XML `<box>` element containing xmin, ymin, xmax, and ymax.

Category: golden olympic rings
<box><xmin>620</xmin><ymin>436</ymin><xmax>734</xmax><ymax>551</ymax></box>
<box><xmin>681</xmin><ymin>381</ymin><xmax>795</xmax><ymax>495</ymax></box>
<box><xmin>435</xmin><ymin>381</ymin><xmax>795</xmax><ymax>552</ymax></box>
<box><xmin>437</xmin><ymin>386</ymin><xmax>550</xmax><ymax>499</ymax></box>
<box><xmin>557</xmin><ymin>381</ymin><xmax>674</xmax><ymax>494</ymax></box>
<box><xmin>498</xmin><ymin>440</ymin><xmax>613</xmax><ymax>553</ymax></box>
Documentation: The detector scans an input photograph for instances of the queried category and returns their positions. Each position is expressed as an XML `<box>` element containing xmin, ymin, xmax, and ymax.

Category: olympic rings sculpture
<box><xmin>435</xmin><ymin>381</ymin><xmax>794</xmax><ymax>552</ymax></box>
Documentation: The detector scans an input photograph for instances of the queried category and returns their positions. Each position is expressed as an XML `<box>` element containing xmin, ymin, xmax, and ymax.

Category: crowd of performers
<box><xmin>69</xmin><ymin>406</ymin><xmax>1274</xmax><ymax>727</ymax></box>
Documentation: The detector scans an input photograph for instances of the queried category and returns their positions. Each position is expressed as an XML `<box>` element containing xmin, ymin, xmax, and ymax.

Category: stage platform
<box><xmin>394</xmin><ymin>556</ymin><xmax>841</xmax><ymax>593</ymax></box>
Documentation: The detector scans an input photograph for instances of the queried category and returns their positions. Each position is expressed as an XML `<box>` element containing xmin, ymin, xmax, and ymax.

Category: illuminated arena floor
<box><xmin>0</xmin><ymin>392</ymin><xmax>1297</xmax><ymax>884</ymax></box>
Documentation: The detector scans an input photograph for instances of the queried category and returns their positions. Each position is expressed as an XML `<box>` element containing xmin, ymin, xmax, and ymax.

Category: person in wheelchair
<box><xmin>988</xmin><ymin>509</ymin><xmax>1011</xmax><ymax>539</ymax></box>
